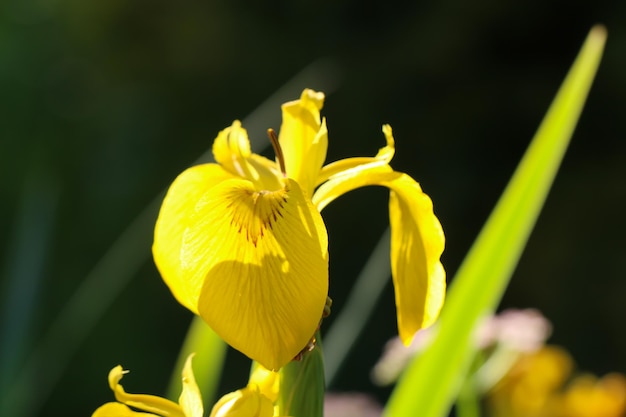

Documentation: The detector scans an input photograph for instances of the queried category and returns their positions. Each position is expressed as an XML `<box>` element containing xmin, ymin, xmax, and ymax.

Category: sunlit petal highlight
<box><xmin>190</xmin><ymin>178</ymin><xmax>328</xmax><ymax>370</ymax></box>
<box><xmin>153</xmin><ymin>164</ymin><xmax>235</xmax><ymax>314</ymax></box>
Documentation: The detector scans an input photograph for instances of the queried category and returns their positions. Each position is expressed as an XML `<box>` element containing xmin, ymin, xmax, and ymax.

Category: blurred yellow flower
<box><xmin>488</xmin><ymin>345</ymin><xmax>573</xmax><ymax>417</ymax></box>
<box><xmin>488</xmin><ymin>344</ymin><xmax>626</xmax><ymax>417</ymax></box>
<box><xmin>558</xmin><ymin>373</ymin><xmax>626</xmax><ymax>417</ymax></box>
<box><xmin>92</xmin><ymin>354</ymin><xmax>202</xmax><ymax>417</ymax></box>
<box><xmin>153</xmin><ymin>89</ymin><xmax>445</xmax><ymax>370</ymax></box>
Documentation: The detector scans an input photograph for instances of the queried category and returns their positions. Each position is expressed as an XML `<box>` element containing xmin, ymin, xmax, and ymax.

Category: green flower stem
<box><xmin>385</xmin><ymin>25</ymin><xmax>606</xmax><ymax>417</ymax></box>
<box><xmin>276</xmin><ymin>331</ymin><xmax>325</xmax><ymax>417</ymax></box>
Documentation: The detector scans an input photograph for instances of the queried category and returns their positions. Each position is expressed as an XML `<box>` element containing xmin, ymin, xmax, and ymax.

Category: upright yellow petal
<box><xmin>179</xmin><ymin>355</ymin><xmax>203</xmax><ymax>417</ymax></box>
<box><xmin>213</xmin><ymin>121</ymin><xmax>282</xmax><ymax>191</ymax></box>
<box><xmin>278</xmin><ymin>89</ymin><xmax>328</xmax><ymax>196</ymax></box>
<box><xmin>153</xmin><ymin>163</ymin><xmax>235</xmax><ymax>314</ymax></box>
<box><xmin>313</xmin><ymin>163</ymin><xmax>445</xmax><ymax>344</ymax></box>
<box><xmin>179</xmin><ymin>177</ymin><xmax>328</xmax><ymax>370</ymax></box>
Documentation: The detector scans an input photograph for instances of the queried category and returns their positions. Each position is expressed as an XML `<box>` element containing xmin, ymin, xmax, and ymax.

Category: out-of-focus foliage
<box><xmin>1</xmin><ymin>1</ymin><xmax>625</xmax><ymax>416</ymax></box>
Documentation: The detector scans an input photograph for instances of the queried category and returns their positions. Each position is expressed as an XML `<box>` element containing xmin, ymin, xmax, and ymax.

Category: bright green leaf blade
<box><xmin>384</xmin><ymin>25</ymin><xmax>606</xmax><ymax>417</ymax></box>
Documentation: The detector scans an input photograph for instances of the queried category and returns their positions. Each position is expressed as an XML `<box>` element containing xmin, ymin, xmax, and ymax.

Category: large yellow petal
<box><xmin>313</xmin><ymin>164</ymin><xmax>445</xmax><ymax>344</ymax></box>
<box><xmin>153</xmin><ymin>163</ymin><xmax>235</xmax><ymax>314</ymax></box>
<box><xmin>182</xmin><ymin>177</ymin><xmax>328</xmax><ymax>370</ymax></box>
<box><xmin>278</xmin><ymin>89</ymin><xmax>328</xmax><ymax>197</ymax></box>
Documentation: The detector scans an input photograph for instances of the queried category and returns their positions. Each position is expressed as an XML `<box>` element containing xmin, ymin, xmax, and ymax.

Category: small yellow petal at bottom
<box><xmin>108</xmin><ymin>365</ymin><xmax>185</xmax><ymax>417</ymax></box>
<box><xmin>92</xmin><ymin>402</ymin><xmax>158</xmax><ymax>417</ymax></box>
<box><xmin>179</xmin><ymin>354</ymin><xmax>204</xmax><ymax>417</ymax></box>
<box><xmin>210</xmin><ymin>387</ymin><xmax>274</xmax><ymax>417</ymax></box>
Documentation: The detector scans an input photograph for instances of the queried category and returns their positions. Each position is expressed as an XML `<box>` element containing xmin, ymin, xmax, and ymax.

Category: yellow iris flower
<box><xmin>92</xmin><ymin>354</ymin><xmax>203</xmax><ymax>417</ymax></box>
<box><xmin>153</xmin><ymin>89</ymin><xmax>445</xmax><ymax>370</ymax></box>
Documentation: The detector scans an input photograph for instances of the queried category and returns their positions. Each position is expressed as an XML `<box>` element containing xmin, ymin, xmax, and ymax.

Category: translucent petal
<box><xmin>92</xmin><ymin>402</ymin><xmax>157</xmax><ymax>417</ymax></box>
<box><xmin>313</xmin><ymin>163</ymin><xmax>445</xmax><ymax>343</ymax></box>
<box><xmin>212</xmin><ymin>121</ymin><xmax>282</xmax><ymax>191</ymax></box>
<box><xmin>153</xmin><ymin>163</ymin><xmax>235</xmax><ymax>314</ymax></box>
<box><xmin>187</xmin><ymin>178</ymin><xmax>328</xmax><ymax>370</ymax></box>
<box><xmin>278</xmin><ymin>89</ymin><xmax>328</xmax><ymax>197</ymax></box>
<box><xmin>179</xmin><ymin>355</ymin><xmax>203</xmax><ymax>417</ymax></box>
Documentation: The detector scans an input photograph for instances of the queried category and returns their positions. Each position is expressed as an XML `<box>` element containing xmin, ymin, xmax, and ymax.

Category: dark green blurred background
<box><xmin>1</xmin><ymin>0</ymin><xmax>625</xmax><ymax>416</ymax></box>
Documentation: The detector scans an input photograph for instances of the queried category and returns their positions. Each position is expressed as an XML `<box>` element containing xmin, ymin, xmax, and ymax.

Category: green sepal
<box><xmin>276</xmin><ymin>331</ymin><xmax>325</xmax><ymax>417</ymax></box>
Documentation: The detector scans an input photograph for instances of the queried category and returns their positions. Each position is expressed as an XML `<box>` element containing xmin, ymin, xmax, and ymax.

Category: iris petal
<box><xmin>278</xmin><ymin>89</ymin><xmax>328</xmax><ymax>196</ymax></box>
<box><xmin>387</xmin><ymin>174</ymin><xmax>445</xmax><ymax>342</ymax></box>
<box><xmin>212</xmin><ymin>121</ymin><xmax>282</xmax><ymax>191</ymax></box>
<box><xmin>153</xmin><ymin>164</ymin><xmax>235</xmax><ymax>314</ymax></box>
<box><xmin>179</xmin><ymin>354</ymin><xmax>203</xmax><ymax>417</ymax></box>
<box><xmin>313</xmin><ymin>164</ymin><xmax>445</xmax><ymax>344</ymax></box>
<box><xmin>92</xmin><ymin>402</ymin><xmax>157</xmax><ymax>417</ymax></box>
<box><xmin>210</xmin><ymin>387</ymin><xmax>274</xmax><ymax>417</ymax></box>
<box><xmin>185</xmin><ymin>178</ymin><xmax>328</xmax><ymax>370</ymax></box>
<box><xmin>316</xmin><ymin>124</ymin><xmax>396</xmax><ymax>186</ymax></box>
<box><xmin>108</xmin><ymin>365</ymin><xmax>185</xmax><ymax>417</ymax></box>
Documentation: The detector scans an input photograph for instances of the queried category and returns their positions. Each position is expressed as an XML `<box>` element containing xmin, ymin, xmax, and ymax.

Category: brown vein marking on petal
<box><xmin>226</xmin><ymin>184</ymin><xmax>289</xmax><ymax>247</ymax></box>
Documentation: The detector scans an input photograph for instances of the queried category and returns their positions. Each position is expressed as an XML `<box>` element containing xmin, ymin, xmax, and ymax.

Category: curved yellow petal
<box><xmin>108</xmin><ymin>365</ymin><xmax>185</xmax><ymax>417</ymax></box>
<box><xmin>182</xmin><ymin>177</ymin><xmax>328</xmax><ymax>370</ymax></box>
<box><xmin>313</xmin><ymin>163</ymin><xmax>445</xmax><ymax>344</ymax></box>
<box><xmin>92</xmin><ymin>402</ymin><xmax>157</xmax><ymax>417</ymax></box>
<box><xmin>316</xmin><ymin>124</ymin><xmax>396</xmax><ymax>187</ymax></box>
<box><xmin>153</xmin><ymin>163</ymin><xmax>235</xmax><ymax>314</ymax></box>
<box><xmin>278</xmin><ymin>89</ymin><xmax>328</xmax><ymax>196</ymax></box>
<box><xmin>179</xmin><ymin>354</ymin><xmax>203</xmax><ymax>417</ymax></box>
<box><xmin>387</xmin><ymin>174</ymin><xmax>446</xmax><ymax>342</ymax></box>
<box><xmin>209</xmin><ymin>387</ymin><xmax>274</xmax><ymax>417</ymax></box>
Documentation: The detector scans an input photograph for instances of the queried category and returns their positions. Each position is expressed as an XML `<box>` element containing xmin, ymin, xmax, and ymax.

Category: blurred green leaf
<box><xmin>166</xmin><ymin>316</ymin><xmax>226</xmax><ymax>405</ymax></box>
<box><xmin>385</xmin><ymin>25</ymin><xmax>607</xmax><ymax>417</ymax></box>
